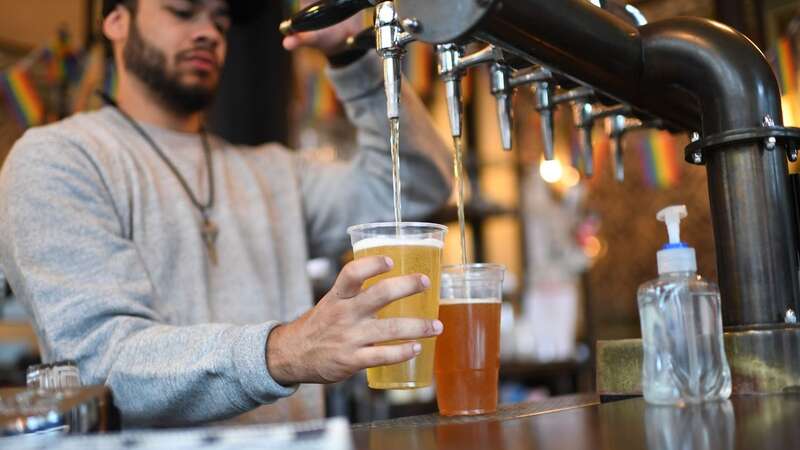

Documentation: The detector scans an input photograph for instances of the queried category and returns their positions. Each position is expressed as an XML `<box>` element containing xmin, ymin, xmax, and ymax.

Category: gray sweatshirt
<box><xmin>0</xmin><ymin>54</ymin><xmax>453</xmax><ymax>427</ymax></box>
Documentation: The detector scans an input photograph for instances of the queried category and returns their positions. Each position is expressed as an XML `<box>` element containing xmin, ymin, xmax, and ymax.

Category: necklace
<box><xmin>98</xmin><ymin>92</ymin><xmax>219</xmax><ymax>265</ymax></box>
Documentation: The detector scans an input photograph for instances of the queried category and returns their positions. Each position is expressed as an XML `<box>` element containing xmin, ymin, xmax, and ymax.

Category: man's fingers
<box><xmin>354</xmin><ymin>342</ymin><xmax>422</xmax><ymax>368</ymax></box>
<box><xmin>357</xmin><ymin>274</ymin><xmax>429</xmax><ymax>312</ymax></box>
<box><xmin>282</xmin><ymin>31</ymin><xmax>320</xmax><ymax>51</ymax></box>
<box><xmin>331</xmin><ymin>256</ymin><xmax>394</xmax><ymax>299</ymax></box>
<box><xmin>282</xmin><ymin>36</ymin><xmax>299</xmax><ymax>51</ymax></box>
<box><xmin>362</xmin><ymin>318</ymin><xmax>443</xmax><ymax>345</ymax></box>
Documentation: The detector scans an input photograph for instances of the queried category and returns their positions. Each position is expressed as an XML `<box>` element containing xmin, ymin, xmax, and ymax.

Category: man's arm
<box><xmin>0</xmin><ymin>129</ymin><xmax>445</xmax><ymax>427</ymax></box>
<box><xmin>0</xmin><ymin>132</ymin><xmax>296</xmax><ymax>427</ymax></box>
<box><xmin>298</xmin><ymin>53</ymin><xmax>453</xmax><ymax>258</ymax></box>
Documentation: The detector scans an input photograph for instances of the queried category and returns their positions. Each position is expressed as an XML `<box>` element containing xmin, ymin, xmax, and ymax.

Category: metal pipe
<box><xmin>640</xmin><ymin>18</ymin><xmax>800</xmax><ymax>327</ymax></box>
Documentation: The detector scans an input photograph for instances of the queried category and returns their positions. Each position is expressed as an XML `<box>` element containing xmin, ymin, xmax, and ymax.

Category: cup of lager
<box><xmin>347</xmin><ymin>222</ymin><xmax>447</xmax><ymax>389</ymax></box>
<box><xmin>435</xmin><ymin>263</ymin><xmax>505</xmax><ymax>415</ymax></box>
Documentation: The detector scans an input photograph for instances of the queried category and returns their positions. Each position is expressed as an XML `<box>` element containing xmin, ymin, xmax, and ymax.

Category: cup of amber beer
<box><xmin>348</xmin><ymin>222</ymin><xmax>447</xmax><ymax>389</ymax></box>
<box><xmin>435</xmin><ymin>263</ymin><xmax>505</xmax><ymax>416</ymax></box>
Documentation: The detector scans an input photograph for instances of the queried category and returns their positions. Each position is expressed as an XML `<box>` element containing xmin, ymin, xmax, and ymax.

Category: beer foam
<box><xmin>353</xmin><ymin>237</ymin><xmax>444</xmax><ymax>252</ymax></box>
<box><xmin>439</xmin><ymin>297</ymin><xmax>501</xmax><ymax>305</ymax></box>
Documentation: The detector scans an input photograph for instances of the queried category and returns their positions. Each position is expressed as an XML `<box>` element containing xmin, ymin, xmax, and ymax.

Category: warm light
<box><xmin>539</xmin><ymin>159</ymin><xmax>563</xmax><ymax>183</ymax></box>
<box><xmin>560</xmin><ymin>165</ymin><xmax>581</xmax><ymax>188</ymax></box>
<box><xmin>584</xmin><ymin>236</ymin><xmax>603</xmax><ymax>259</ymax></box>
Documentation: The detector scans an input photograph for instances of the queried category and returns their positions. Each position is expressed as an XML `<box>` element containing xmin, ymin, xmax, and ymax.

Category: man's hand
<box><xmin>282</xmin><ymin>0</ymin><xmax>366</xmax><ymax>57</ymax></box>
<box><xmin>266</xmin><ymin>256</ymin><xmax>443</xmax><ymax>385</ymax></box>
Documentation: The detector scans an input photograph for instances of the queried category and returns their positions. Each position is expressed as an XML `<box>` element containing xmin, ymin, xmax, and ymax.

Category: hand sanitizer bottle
<box><xmin>637</xmin><ymin>205</ymin><xmax>731</xmax><ymax>405</ymax></box>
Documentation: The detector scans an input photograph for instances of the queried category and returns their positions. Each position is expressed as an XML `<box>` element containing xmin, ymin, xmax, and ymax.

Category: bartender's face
<box><xmin>120</xmin><ymin>0</ymin><xmax>231</xmax><ymax>113</ymax></box>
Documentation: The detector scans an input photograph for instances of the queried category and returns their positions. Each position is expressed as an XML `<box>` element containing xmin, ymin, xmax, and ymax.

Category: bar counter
<box><xmin>351</xmin><ymin>393</ymin><xmax>800</xmax><ymax>449</ymax></box>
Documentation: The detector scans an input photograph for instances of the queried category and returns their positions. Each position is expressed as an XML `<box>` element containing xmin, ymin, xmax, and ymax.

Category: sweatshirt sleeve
<box><xmin>0</xmin><ymin>130</ymin><xmax>296</xmax><ymax>428</ymax></box>
<box><xmin>297</xmin><ymin>53</ymin><xmax>453</xmax><ymax>258</ymax></box>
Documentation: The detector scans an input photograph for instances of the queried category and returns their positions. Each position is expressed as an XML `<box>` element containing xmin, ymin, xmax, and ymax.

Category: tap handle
<box><xmin>496</xmin><ymin>93</ymin><xmax>513</xmax><ymax>151</ymax></box>
<box><xmin>573</xmin><ymin>102</ymin><xmax>595</xmax><ymax>176</ymax></box>
<box><xmin>345</xmin><ymin>27</ymin><xmax>376</xmax><ymax>51</ymax></box>
<box><xmin>437</xmin><ymin>44</ymin><xmax>464</xmax><ymax>137</ymax></box>
<box><xmin>607</xmin><ymin>114</ymin><xmax>647</xmax><ymax>182</ymax></box>
<box><xmin>383</xmin><ymin>56</ymin><xmax>402</xmax><ymax>120</ymax></box>
<box><xmin>540</xmin><ymin>109</ymin><xmax>555</xmax><ymax>161</ymax></box>
<box><xmin>444</xmin><ymin>78</ymin><xmax>463</xmax><ymax>138</ymax></box>
<box><xmin>534</xmin><ymin>81</ymin><xmax>556</xmax><ymax>160</ymax></box>
<box><xmin>605</xmin><ymin>115</ymin><xmax>628</xmax><ymax>182</ymax></box>
<box><xmin>611</xmin><ymin>134</ymin><xmax>624</xmax><ymax>181</ymax></box>
<box><xmin>606</xmin><ymin>114</ymin><xmax>638</xmax><ymax>182</ymax></box>
<box><xmin>581</xmin><ymin>125</ymin><xmax>595</xmax><ymax>177</ymax></box>
<box><xmin>280</xmin><ymin>0</ymin><xmax>373</xmax><ymax>35</ymax></box>
<box><xmin>491</xmin><ymin>64</ymin><xmax>513</xmax><ymax>150</ymax></box>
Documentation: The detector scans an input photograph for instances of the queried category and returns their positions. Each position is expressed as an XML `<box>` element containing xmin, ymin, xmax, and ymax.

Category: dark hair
<box><xmin>102</xmin><ymin>0</ymin><xmax>137</xmax><ymax>18</ymax></box>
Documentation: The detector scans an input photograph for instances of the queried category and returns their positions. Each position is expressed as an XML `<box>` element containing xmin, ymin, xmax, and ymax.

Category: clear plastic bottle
<box><xmin>637</xmin><ymin>205</ymin><xmax>731</xmax><ymax>405</ymax></box>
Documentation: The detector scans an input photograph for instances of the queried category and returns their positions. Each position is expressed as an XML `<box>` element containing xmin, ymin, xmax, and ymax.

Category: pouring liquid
<box><xmin>390</xmin><ymin>117</ymin><xmax>402</xmax><ymax>226</ymax></box>
<box><xmin>453</xmin><ymin>136</ymin><xmax>468</xmax><ymax>265</ymax></box>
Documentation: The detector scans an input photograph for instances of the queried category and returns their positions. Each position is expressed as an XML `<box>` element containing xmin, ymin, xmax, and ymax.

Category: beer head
<box><xmin>353</xmin><ymin>237</ymin><xmax>444</xmax><ymax>253</ymax></box>
<box><xmin>439</xmin><ymin>297</ymin><xmax>501</xmax><ymax>305</ymax></box>
<box><xmin>348</xmin><ymin>222</ymin><xmax>448</xmax><ymax>251</ymax></box>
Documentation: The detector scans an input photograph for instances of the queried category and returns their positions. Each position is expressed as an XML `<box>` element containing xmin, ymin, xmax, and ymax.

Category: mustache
<box><xmin>175</xmin><ymin>44</ymin><xmax>220</xmax><ymax>68</ymax></box>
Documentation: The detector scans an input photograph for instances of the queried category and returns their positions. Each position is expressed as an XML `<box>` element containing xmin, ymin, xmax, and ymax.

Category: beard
<box><xmin>123</xmin><ymin>21</ymin><xmax>218</xmax><ymax>115</ymax></box>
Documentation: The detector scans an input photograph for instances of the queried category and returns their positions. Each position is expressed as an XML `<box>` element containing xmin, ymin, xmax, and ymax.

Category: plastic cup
<box><xmin>348</xmin><ymin>222</ymin><xmax>447</xmax><ymax>389</ymax></box>
<box><xmin>435</xmin><ymin>263</ymin><xmax>505</xmax><ymax>416</ymax></box>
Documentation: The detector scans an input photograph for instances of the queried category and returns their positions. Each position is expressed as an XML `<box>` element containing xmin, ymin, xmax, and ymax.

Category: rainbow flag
<box><xmin>773</xmin><ymin>36</ymin><xmax>798</xmax><ymax>95</ymax></box>
<box><xmin>0</xmin><ymin>67</ymin><xmax>45</xmax><ymax>128</ymax></box>
<box><xmin>636</xmin><ymin>130</ymin><xmax>681</xmax><ymax>189</ymax></box>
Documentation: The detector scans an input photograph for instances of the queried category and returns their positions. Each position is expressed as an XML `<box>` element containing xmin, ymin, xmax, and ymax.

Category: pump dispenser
<box><xmin>637</xmin><ymin>205</ymin><xmax>731</xmax><ymax>405</ymax></box>
<box><xmin>656</xmin><ymin>205</ymin><xmax>697</xmax><ymax>274</ymax></box>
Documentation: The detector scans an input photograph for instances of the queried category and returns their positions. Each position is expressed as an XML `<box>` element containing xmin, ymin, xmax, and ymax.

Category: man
<box><xmin>0</xmin><ymin>0</ymin><xmax>452</xmax><ymax>427</ymax></box>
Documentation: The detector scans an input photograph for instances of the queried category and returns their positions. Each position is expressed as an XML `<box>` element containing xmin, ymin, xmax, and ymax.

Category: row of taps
<box><xmin>285</xmin><ymin>0</ymin><xmax>662</xmax><ymax>182</ymax></box>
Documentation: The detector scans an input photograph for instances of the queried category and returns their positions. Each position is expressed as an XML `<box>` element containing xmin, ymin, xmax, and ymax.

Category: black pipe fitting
<box><xmin>639</xmin><ymin>17</ymin><xmax>800</xmax><ymax>327</ymax></box>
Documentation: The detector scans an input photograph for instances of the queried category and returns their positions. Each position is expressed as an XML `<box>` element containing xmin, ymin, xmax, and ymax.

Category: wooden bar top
<box><xmin>351</xmin><ymin>394</ymin><xmax>800</xmax><ymax>450</ymax></box>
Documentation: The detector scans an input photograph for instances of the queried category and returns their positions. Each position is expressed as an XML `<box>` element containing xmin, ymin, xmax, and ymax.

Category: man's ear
<box><xmin>102</xmin><ymin>6</ymin><xmax>131</xmax><ymax>44</ymax></box>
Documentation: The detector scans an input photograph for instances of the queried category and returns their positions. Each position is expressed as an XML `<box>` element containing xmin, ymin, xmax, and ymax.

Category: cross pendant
<box><xmin>202</xmin><ymin>218</ymin><xmax>219</xmax><ymax>265</ymax></box>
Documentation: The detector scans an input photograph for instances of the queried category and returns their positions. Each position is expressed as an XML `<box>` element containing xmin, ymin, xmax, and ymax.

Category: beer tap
<box><xmin>436</xmin><ymin>44</ymin><xmax>504</xmax><ymax>138</ymax></box>
<box><xmin>489</xmin><ymin>65</ymin><xmax>554</xmax><ymax>152</ymax></box>
<box><xmin>545</xmin><ymin>89</ymin><xmax>636</xmax><ymax>178</ymax></box>
<box><xmin>595</xmin><ymin>105</ymin><xmax>637</xmax><ymax>182</ymax></box>
<box><xmin>543</xmin><ymin>86</ymin><xmax>595</xmax><ymax>174</ymax></box>
<box><xmin>605</xmin><ymin>115</ymin><xmax>665</xmax><ymax>182</ymax></box>
<box><xmin>573</xmin><ymin>100</ymin><xmax>597</xmax><ymax>176</ymax></box>
<box><xmin>605</xmin><ymin>114</ymin><xmax>640</xmax><ymax>182</ymax></box>
<box><xmin>375</xmin><ymin>1</ymin><xmax>415</xmax><ymax>120</ymax></box>
<box><xmin>531</xmin><ymin>73</ymin><xmax>557</xmax><ymax>161</ymax></box>
<box><xmin>490</xmin><ymin>63</ymin><xmax>514</xmax><ymax>151</ymax></box>
<box><xmin>567</xmin><ymin>99</ymin><xmax>655</xmax><ymax>181</ymax></box>
<box><xmin>577</xmin><ymin>102</ymin><xmax>638</xmax><ymax>178</ymax></box>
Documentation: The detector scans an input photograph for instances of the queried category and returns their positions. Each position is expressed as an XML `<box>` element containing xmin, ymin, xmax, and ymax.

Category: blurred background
<box><xmin>0</xmin><ymin>0</ymin><xmax>799</xmax><ymax>423</ymax></box>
